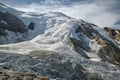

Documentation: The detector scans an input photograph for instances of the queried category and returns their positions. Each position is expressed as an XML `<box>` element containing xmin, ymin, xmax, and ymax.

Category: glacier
<box><xmin>0</xmin><ymin>2</ymin><xmax>120</xmax><ymax>80</ymax></box>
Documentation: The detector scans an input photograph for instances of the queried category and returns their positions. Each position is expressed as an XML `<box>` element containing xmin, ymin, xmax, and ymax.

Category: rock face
<box><xmin>0</xmin><ymin>12</ymin><xmax>27</xmax><ymax>34</ymax></box>
<box><xmin>79</xmin><ymin>25</ymin><xmax>120</xmax><ymax>66</ymax></box>
<box><xmin>64</xmin><ymin>22</ymin><xmax>120</xmax><ymax>66</ymax></box>
<box><xmin>98</xmin><ymin>44</ymin><xmax>120</xmax><ymax>65</ymax></box>
<box><xmin>0</xmin><ymin>12</ymin><xmax>27</xmax><ymax>33</ymax></box>
<box><xmin>104</xmin><ymin>27</ymin><xmax>120</xmax><ymax>42</ymax></box>
<box><xmin>28</xmin><ymin>22</ymin><xmax>35</xmax><ymax>30</ymax></box>
<box><xmin>0</xmin><ymin>11</ymin><xmax>28</xmax><ymax>44</ymax></box>
<box><xmin>0</xmin><ymin>3</ymin><xmax>33</xmax><ymax>44</ymax></box>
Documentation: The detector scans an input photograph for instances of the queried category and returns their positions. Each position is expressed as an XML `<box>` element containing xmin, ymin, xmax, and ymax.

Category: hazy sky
<box><xmin>0</xmin><ymin>0</ymin><xmax>120</xmax><ymax>27</ymax></box>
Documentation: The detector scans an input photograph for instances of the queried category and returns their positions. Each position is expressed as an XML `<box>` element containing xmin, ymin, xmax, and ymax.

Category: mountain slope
<box><xmin>0</xmin><ymin>2</ymin><xmax>120</xmax><ymax>80</ymax></box>
<box><xmin>0</xmin><ymin>3</ymin><xmax>28</xmax><ymax>44</ymax></box>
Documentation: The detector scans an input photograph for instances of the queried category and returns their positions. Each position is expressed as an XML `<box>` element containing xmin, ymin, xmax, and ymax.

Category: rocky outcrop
<box><xmin>98</xmin><ymin>44</ymin><xmax>120</xmax><ymax>65</ymax></box>
<box><xmin>0</xmin><ymin>12</ymin><xmax>27</xmax><ymax>34</ymax></box>
<box><xmin>0</xmin><ymin>11</ymin><xmax>30</xmax><ymax>44</ymax></box>
<box><xmin>104</xmin><ymin>27</ymin><xmax>120</xmax><ymax>42</ymax></box>
<box><xmin>66</xmin><ymin>37</ymin><xmax>90</xmax><ymax>59</ymax></box>
<box><xmin>28</xmin><ymin>22</ymin><xmax>35</xmax><ymax>30</ymax></box>
<box><xmin>65</xmin><ymin>23</ymin><xmax>120</xmax><ymax>66</ymax></box>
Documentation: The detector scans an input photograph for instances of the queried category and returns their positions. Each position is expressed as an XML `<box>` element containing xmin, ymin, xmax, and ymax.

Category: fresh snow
<box><xmin>89</xmin><ymin>39</ymin><xmax>101</xmax><ymax>52</ymax></box>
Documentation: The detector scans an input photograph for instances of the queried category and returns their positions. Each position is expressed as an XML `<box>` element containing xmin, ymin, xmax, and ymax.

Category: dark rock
<box><xmin>104</xmin><ymin>27</ymin><xmax>120</xmax><ymax>42</ymax></box>
<box><xmin>98</xmin><ymin>44</ymin><xmax>120</xmax><ymax>66</ymax></box>
<box><xmin>0</xmin><ymin>12</ymin><xmax>27</xmax><ymax>34</ymax></box>
<box><xmin>28</xmin><ymin>22</ymin><xmax>35</xmax><ymax>30</ymax></box>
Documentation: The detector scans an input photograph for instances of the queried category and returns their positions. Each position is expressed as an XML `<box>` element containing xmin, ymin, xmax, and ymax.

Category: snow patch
<box><xmin>89</xmin><ymin>39</ymin><xmax>101</xmax><ymax>52</ymax></box>
<box><xmin>1</xmin><ymin>20</ymin><xmax>7</xmax><ymax>25</ymax></box>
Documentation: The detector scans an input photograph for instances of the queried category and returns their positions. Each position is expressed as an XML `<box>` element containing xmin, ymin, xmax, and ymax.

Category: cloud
<box><xmin>2</xmin><ymin>0</ymin><xmax>120</xmax><ymax>27</ymax></box>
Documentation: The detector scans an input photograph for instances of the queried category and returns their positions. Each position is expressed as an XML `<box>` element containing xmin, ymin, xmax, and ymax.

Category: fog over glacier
<box><xmin>0</xmin><ymin>0</ymin><xmax>120</xmax><ymax>27</ymax></box>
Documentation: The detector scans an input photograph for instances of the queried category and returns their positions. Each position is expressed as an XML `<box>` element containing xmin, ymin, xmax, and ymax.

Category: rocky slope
<box><xmin>104</xmin><ymin>27</ymin><xmax>120</xmax><ymax>42</ymax></box>
<box><xmin>0</xmin><ymin>2</ymin><xmax>36</xmax><ymax>44</ymax></box>
<box><xmin>0</xmin><ymin>68</ymin><xmax>49</xmax><ymax>80</ymax></box>
<box><xmin>0</xmin><ymin>2</ymin><xmax>120</xmax><ymax>80</ymax></box>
